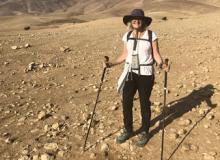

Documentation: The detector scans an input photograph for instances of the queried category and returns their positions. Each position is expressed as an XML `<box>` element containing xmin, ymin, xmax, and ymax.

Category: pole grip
<box><xmin>164</xmin><ymin>58</ymin><xmax>169</xmax><ymax>65</ymax></box>
<box><xmin>104</xmin><ymin>56</ymin><xmax>109</xmax><ymax>63</ymax></box>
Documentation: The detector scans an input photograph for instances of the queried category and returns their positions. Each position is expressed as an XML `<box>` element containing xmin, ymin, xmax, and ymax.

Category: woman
<box><xmin>105</xmin><ymin>9</ymin><xmax>168</xmax><ymax>147</ymax></box>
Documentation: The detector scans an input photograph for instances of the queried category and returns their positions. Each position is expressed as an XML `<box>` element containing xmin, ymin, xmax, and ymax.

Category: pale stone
<box><xmin>24</xmin><ymin>43</ymin><xmax>31</xmax><ymax>48</ymax></box>
<box><xmin>111</xmin><ymin>105</ymin><xmax>118</xmax><ymax>111</ymax></box>
<box><xmin>57</xmin><ymin>150</ymin><xmax>64</xmax><ymax>157</ymax></box>
<box><xmin>40</xmin><ymin>153</ymin><xmax>54</xmax><ymax>160</ymax></box>
<box><xmin>52</xmin><ymin>123</ymin><xmax>59</xmax><ymax>130</ymax></box>
<box><xmin>11</xmin><ymin>46</ymin><xmax>18</xmax><ymax>50</ymax></box>
<box><xmin>190</xmin><ymin>144</ymin><xmax>199</xmax><ymax>151</ymax></box>
<box><xmin>100</xmin><ymin>142</ymin><xmax>109</xmax><ymax>153</ymax></box>
<box><xmin>44</xmin><ymin>143</ymin><xmax>58</xmax><ymax>152</ymax></box>
<box><xmin>203</xmin><ymin>153</ymin><xmax>216</xmax><ymax>160</ymax></box>
<box><xmin>178</xmin><ymin>129</ymin><xmax>187</xmax><ymax>135</ymax></box>
<box><xmin>207</xmin><ymin>114</ymin><xmax>214</xmax><ymax>120</ymax></box>
<box><xmin>89</xmin><ymin>153</ymin><xmax>96</xmax><ymax>159</ymax></box>
<box><xmin>38</xmin><ymin>111</ymin><xmax>47</xmax><ymax>120</ymax></box>
<box><xmin>181</xmin><ymin>144</ymin><xmax>191</xmax><ymax>152</ymax></box>
<box><xmin>32</xmin><ymin>155</ymin><xmax>40</xmax><ymax>160</ymax></box>
<box><xmin>169</xmin><ymin>133</ymin><xmax>179</xmax><ymax>140</ymax></box>
<box><xmin>204</xmin><ymin>124</ymin><xmax>211</xmax><ymax>129</ymax></box>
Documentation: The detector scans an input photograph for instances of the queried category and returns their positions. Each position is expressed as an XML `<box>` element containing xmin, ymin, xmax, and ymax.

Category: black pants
<box><xmin>122</xmin><ymin>72</ymin><xmax>154</xmax><ymax>133</ymax></box>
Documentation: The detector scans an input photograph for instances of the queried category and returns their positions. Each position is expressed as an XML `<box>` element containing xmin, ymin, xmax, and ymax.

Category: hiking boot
<box><xmin>116</xmin><ymin>129</ymin><xmax>132</xmax><ymax>144</ymax></box>
<box><xmin>136</xmin><ymin>131</ymin><xmax>150</xmax><ymax>147</ymax></box>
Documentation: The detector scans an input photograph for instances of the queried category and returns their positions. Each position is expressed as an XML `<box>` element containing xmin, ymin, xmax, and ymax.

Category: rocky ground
<box><xmin>0</xmin><ymin>10</ymin><xmax>220</xmax><ymax>160</ymax></box>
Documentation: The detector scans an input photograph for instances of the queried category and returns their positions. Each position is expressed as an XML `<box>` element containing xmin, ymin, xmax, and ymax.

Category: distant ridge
<box><xmin>0</xmin><ymin>0</ymin><xmax>219</xmax><ymax>16</ymax></box>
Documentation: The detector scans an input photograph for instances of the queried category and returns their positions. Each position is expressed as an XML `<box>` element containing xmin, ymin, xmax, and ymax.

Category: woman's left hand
<box><xmin>159</xmin><ymin>62</ymin><xmax>170</xmax><ymax>72</ymax></box>
<box><xmin>161</xmin><ymin>63</ymin><xmax>170</xmax><ymax>72</ymax></box>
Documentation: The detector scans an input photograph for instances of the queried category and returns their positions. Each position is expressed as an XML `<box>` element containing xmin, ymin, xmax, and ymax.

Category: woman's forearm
<box><xmin>154</xmin><ymin>52</ymin><xmax>163</xmax><ymax>65</ymax></box>
<box><xmin>111</xmin><ymin>54</ymin><xmax>126</xmax><ymax>66</ymax></box>
<box><xmin>109</xmin><ymin>44</ymin><xmax>128</xmax><ymax>67</ymax></box>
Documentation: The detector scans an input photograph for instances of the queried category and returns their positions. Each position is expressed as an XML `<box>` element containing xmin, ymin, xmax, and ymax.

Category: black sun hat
<box><xmin>123</xmin><ymin>9</ymin><xmax>152</xmax><ymax>26</ymax></box>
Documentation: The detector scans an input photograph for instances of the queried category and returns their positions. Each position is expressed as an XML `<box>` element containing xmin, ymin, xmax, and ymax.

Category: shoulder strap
<box><xmin>148</xmin><ymin>30</ymin><xmax>155</xmax><ymax>64</ymax></box>
<box><xmin>148</xmin><ymin>30</ymin><xmax>152</xmax><ymax>44</ymax></box>
<box><xmin>127</xmin><ymin>31</ymin><xmax>133</xmax><ymax>42</ymax></box>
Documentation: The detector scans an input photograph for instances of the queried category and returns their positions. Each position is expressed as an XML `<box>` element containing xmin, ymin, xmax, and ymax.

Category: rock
<box><xmin>120</xmin><ymin>141</ymin><xmax>130</xmax><ymax>150</ymax></box>
<box><xmin>24</xmin><ymin>26</ymin><xmax>31</xmax><ymax>30</ymax></box>
<box><xmin>52</xmin><ymin>123</ymin><xmax>60</xmax><ymax>130</ymax></box>
<box><xmin>177</xmin><ymin>84</ymin><xmax>183</xmax><ymax>89</ymax></box>
<box><xmin>199</xmin><ymin>108</ymin><xmax>207</xmax><ymax>116</ymax></box>
<box><xmin>178</xmin><ymin>119</ymin><xmax>192</xmax><ymax>126</ymax></box>
<box><xmin>38</xmin><ymin>111</ymin><xmax>47</xmax><ymax>120</ymax></box>
<box><xmin>11</xmin><ymin>46</ymin><xmax>18</xmax><ymax>50</ymax></box>
<box><xmin>181</xmin><ymin>144</ymin><xmax>191</xmax><ymax>152</ymax></box>
<box><xmin>153</xmin><ymin>106</ymin><xmax>162</xmax><ymax>113</ymax></box>
<box><xmin>207</xmin><ymin>114</ymin><xmax>214</xmax><ymax>120</ymax></box>
<box><xmin>161</xmin><ymin>17</ymin><xmax>167</xmax><ymax>21</ymax></box>
<box><xmin>174</xmin><ymin>93</ymin><xmax>179</xmax><ymax>97</ymax></box>
<box><xmin>209</xmin><ymin>152</ymin><xmax>217</xmax><ymax>156</ymax></box>
<box><xmin>89</xmin><ymin>152</ymin><xmax>96</xmax><ymax>159</ymax></box>
<box><xmin>100</xmin><ymin>142</ymin><xmax>109</xmax><ymax>153</ymax></box>
<box><xmin>60</xmin><ymin>46</ymin><xmax>70</xmax><ymax>52</ymax></box>
<box><xmin>27</xmin><ymin>62</ymin><xmax>36</xmax><ymax>72</ymax></box>
<box><xmin>204</xmin><ymin>123</ymin><xmax>211</xmax><ymax>129</ymax></box>
<box><xmin>40</xmin><ymin>153</ymin><xmax>54</xmax><ymax>160</ymax></box>
<box><xmin>2</xmin><ymin>132</ymin><xmax>10</xmax><ymax>137</ymax></box>
<box><xmin>57</xmin><ymin>150</ymin><xmax>64</xmax><ymax>157</ymax></box>
<box><xmin>32</xmin><ymin>155</ymin><xmax>39</xmax><ymax>160</ymax></box>
<box><xmin>44</xmin><ymin>143</ymin><xmax>58</xmax><ymax>152</ymax></box>
<box><xmin>61</xmin><ymin>115</ymin><xmax>69</xmax><ymax>121</ymax></box>
<box><xmin>39</xmin><ymin>63</ymin><xmax>45</xmax><ymax>69</ymax></box>
<box><xmin>18</xmin><ymin>117</ymin><xmax>26</xmax><ymax>122</ymax></box>
<box><xmin>203</xmin><ymin>153</ymin><xmax>216</xmax><ymax>160</ymax></box>
<box><xmin>24</xmin><ymin>43</ymin><xmax>31</xmax><ymax>48</ymax></box>
<box><xmin>18</xmin><ymin>156</ymin><xmax>29</xmax><ymax>160</ymax></box>
<box><xmin>190</xmin><ymin>144</ymin><xmax>199</xmax><ymax>152</ymax></box>
<box><xmin>4</xmin><ymin>61</ymin><xmax>9</xmax><ymax>66</ymax></box>
<box><xmin>44</xmin><ymin>125</ymin><xmax>49</xmax><ymax>132</ymax></box>
<box><xmin>30</xmin><ymin>129</ymin><xmax>39</xmax><ymax>133</ymax></box>
<box><xmin>169</xmin><ymin>132</ymin><xmax>179</xmax><ymax>140</ymax></box>
<box><xmin>111</xmin><ymin>105</ymin><xmax>118</xmax><ymax>111</ymax></box>
<box><xmin>94</xmin><ymin>88</ymin><xmax>99</xmax><ymax>92</ymax></box>
<box><xmin>154</xmin><ymin>102</ymin><xmax>161</xmax><ymax>106</ymax></box>
<box><xmin>178</xmin><ymin>129</ymin><xmax>187</xmax><ymax>135</ymax></box>
<box><xmin>5</xmin><ymin>137</ymin><xmax>15</xmax><ymax>144</ymax></box>
<box><xmin>21</xmin><ymin>148</ymin><xmax>29</xmax><ymax>155</ymax></box>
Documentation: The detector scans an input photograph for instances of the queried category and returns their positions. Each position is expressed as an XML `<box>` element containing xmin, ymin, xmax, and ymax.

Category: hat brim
<box><xmin>123</xmin><ymin>15</ymin><xmax>152</xmax><ymax>26</ymax></box>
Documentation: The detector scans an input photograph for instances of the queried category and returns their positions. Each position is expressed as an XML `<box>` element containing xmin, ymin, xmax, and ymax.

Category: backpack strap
<box><xmin>127</xmin><ymin>31</ymin><xmax>133</xmax><ymax>42</ymax></box>
<box><xmin>127</xmin><ymin>31</ymin><xmax>132</xmax><ymax>41</ymax></box>
<box><xmin>148</xmin><ymin>30</ymin><xmax>155</xmax><ymax>64</ymax></box>
<box><xmin>128</xmin><ymin>38</ymin><xmax>151</xmax><ymax>42</ymax></box>
<box><xmin>148</xmin><ymin>30</ymin><xmax>152</xmax><ymax>45</ymax></box>
<box><xmin>126</xmin><ymin>30</ymin><xmax>155</xmax><ymax>64</ymax></box>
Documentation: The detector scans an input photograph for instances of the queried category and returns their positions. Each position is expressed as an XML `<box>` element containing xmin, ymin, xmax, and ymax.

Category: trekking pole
<box><xmin>83</xmin><ymin>56</ymin><xmax>109</xmax><ymax>152</ymax></box>
<box><xmin>161</xmin><ymin>58</ymin><xmax>169</xmax><ymax>160</ymax></box>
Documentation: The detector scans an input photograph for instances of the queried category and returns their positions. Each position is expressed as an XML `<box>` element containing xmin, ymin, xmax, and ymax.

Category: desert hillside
<box><xmin>0</xmin><ymin>1</ymin><xmax>220</xmax><ymax>160</ymax></box>
<box><xmin>1</xmin><ymin>0</ymin><xmax>220</xmax><ymax>16</ymax></box>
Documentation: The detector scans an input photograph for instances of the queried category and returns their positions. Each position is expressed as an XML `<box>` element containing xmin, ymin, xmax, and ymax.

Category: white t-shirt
<box><xmin>122</xmin><ymin>30</ymin><xmax>157</xmax><ymax>75</ymax></box>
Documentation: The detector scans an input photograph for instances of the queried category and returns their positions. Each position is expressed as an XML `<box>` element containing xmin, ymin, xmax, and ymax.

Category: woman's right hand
<box><xmin>103</xmin><ymin>56</ymin><xmax>112</xmax><ymax>68</ymax></box>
